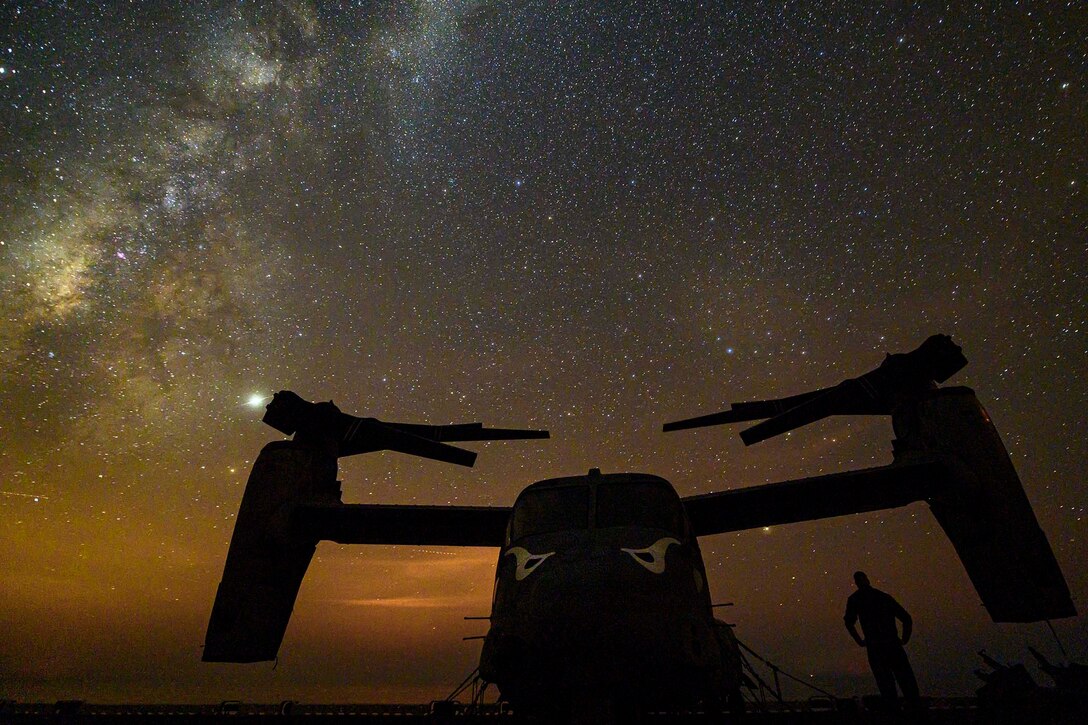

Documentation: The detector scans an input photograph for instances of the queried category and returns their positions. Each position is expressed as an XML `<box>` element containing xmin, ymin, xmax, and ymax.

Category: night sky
<box><xmin>2</xmin><ymin>0</ymin><xmax>1085</xmax><ymax>705</ymax></box>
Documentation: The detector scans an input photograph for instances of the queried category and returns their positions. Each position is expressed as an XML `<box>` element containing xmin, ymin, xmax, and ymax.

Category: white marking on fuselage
<box><xmin>505</xmin><ymin>547</ymin><xmax>555</xmax><ymax>581</ymax></box>
<box><xmin>621</xmin><ymin>537</ymin><xmax>681</xmax><ymax>574</ymax></box>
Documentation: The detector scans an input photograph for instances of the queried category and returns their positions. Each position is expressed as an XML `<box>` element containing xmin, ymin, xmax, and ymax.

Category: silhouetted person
<box><xmin>844</xmin><ymin>571</ymin><xmax>920</xmax><ymax>708</ymax></box>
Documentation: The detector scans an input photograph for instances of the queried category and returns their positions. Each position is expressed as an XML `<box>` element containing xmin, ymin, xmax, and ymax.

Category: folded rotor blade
<box><xmin>297</xmin><ymin>502</ymin><xmax>510</xmax><ymax>547</ymax></box>
<box><xmin>738</xmin><ymin>379</ymin><xmax>890</xmax><ymax>444</ymax></box>
<box><xmin>662</xmin><ymin>408</ymin><xmax>762</xmax><ymax>432</ymax></box>
<box><xmin>727</xmin><ymin>389</ymin><xmax>828</xmax><ymax>420</ymax></box>
<box><xmin>665</xmin><ymin>335</ymin><xmax>968</xmax><ymax>444</ymax></box>
<box><xmin>662</xmin><ymin>389</ymin><xmax>829</xmax><ymax>432</ymax></box>
<box><xmin>341</xmin><ymin>418</ymin><xmax>478</xmax><ymax>466</ymax></box>
<box><xmin>387</xmin><ymin>422</ymin><xmax>550</xmax><ymax>442</ymax></box>
<box><xmin>261</xmin><ymin>390</ymin><xmax>547</xmax><ymax>465</ymax></box>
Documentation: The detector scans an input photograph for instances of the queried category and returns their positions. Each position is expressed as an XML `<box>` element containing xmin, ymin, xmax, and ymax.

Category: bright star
<box><xmin>246</xmin><ymin>393</ymin><xmax>266</xmax><ymax>407</ymax></box>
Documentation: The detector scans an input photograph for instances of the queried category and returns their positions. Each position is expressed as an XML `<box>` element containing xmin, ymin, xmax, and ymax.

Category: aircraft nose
<box><xmin>489</xmin><ymin>542</ymin><xmax>716</xmax><ymax>690</ymax></box>
<box><xmin>514</xmin><ymin>542</ymin><xmax>692</xmax><ymax>626</ymax></box>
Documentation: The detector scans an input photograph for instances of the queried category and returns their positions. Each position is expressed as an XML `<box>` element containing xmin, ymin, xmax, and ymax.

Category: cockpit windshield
<box><xmin>510</xmin><ymin>486</ymin><xmax>590</xmax><ymax>539</ymax></box>
<box><xmin>595</xmin><ymin>481</ymin><xmax>684</xmax><ymax>535</ymax></box>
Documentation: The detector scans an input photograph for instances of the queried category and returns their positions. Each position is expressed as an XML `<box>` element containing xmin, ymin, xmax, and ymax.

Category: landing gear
<box><xmin>512</xmin><ymin>693</ymin><xmax>643</xmax><ymax>725</ymax></box>
<box><xmin>703</xmin><ymin>687</ymin><xmax>746</xmax><ymax>723</ymax></box>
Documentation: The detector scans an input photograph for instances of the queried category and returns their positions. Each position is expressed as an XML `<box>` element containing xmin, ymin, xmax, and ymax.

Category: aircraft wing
<box><xmin>295</xmin><ymin>503</ymin><xmax>510</xmax><ymax>546</ymax></box>
<box><xmin>682</xmin><ymin>461</ymin><xmax>947</xmax><ymax>535</ymax></box>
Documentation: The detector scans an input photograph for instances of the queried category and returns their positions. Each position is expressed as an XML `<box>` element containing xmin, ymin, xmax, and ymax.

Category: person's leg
<box><xmin>867</xmin><ymin>645</ymin><xmax>899</xmax><ymax>704</ymax></box>
<box><xmin>889</xmin><ymin>645</ymin><xmax>920</xmax><ymax>701</ymax></box>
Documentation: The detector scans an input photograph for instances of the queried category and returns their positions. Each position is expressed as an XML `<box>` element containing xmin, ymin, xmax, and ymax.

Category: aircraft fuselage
<box><xmin>480</xmin><ymin>471</ymin><xmax>740</xmax><ymax>713</ymax></box>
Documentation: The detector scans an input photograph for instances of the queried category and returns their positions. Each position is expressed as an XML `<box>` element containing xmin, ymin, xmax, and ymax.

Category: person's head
<box><xmin>853</xmin><ymin>571</ymin><xmax>871</xmax><ymax>590</ymax></box>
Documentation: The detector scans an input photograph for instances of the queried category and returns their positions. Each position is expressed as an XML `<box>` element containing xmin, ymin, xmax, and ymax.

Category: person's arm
<box><xmin>844</xmin><ymin>598</ymin><xmax>865</xmax><ymax>647</ymax></box>
<box><xmin>893</xmin><ymin>599</ymin><xmax>913</xmax><ymax>645</ymax></box>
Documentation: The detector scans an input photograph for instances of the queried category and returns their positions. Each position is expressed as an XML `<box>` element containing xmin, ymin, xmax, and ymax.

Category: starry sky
<box><xmin>1</xmin><ymin>0</ymin><xmax>1085</xmax><ymax>705</ymax></box>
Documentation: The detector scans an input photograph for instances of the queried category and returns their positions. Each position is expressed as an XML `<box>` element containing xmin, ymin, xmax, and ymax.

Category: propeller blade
<box><xmin>665</xmin><ymin>334</ymin><xmax>969</xmax><ymax>444</ymax></box>
<box><xmin>663</xmin><ymin>389</ymin><xmax>831</xmax><ymax>432</ymax></box>
<box><xmin>261</xmin><ymin>391</ymin><xmax>546</xmax><ymax>465</ymax></box>
<box><xmin>739</xmin><ymin>379</ymin><xmax>892</xmax><ymax>444</ymax></box>
<box><xmin>388</xmin><ymin>422</ymin><xmax>550</xmax><ymax>442</ymax></box>
<box><xmin>341</xmin><ymin>418</ymin><xmax>478</xmax><ymax>467</ymax></box>
<box><xmin>727</xmin><ymin>389</ymin><xmax>829</xmax><ymax>420</ymax></box>
<box><xmin>663</xmin><ymin>408</ymin><xmax>755</xmax><ymax>432</ymax></box>
<box><xmin>739</xmin><ymin>390</ymin><xmax>844</xmax><ymax>444</ymax></box>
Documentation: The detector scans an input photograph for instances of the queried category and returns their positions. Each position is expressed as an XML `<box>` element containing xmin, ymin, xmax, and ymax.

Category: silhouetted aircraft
<box><xmin>203</xmin><ymin>336</ymin><xmax>1075</xmax><ymax>722</ymax></box>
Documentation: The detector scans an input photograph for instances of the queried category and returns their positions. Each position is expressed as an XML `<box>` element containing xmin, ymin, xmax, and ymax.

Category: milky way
<box><xmin>1</xmin><ymin>0</ymin><xmax>1085</xmax><ymax>704</ymax></box>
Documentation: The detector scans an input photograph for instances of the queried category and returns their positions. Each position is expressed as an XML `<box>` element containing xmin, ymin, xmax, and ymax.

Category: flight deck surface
<box><xmin>6</xmin><ymin>697</ymin><xmax>1081</xmax><ymax>724</ymax></box>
